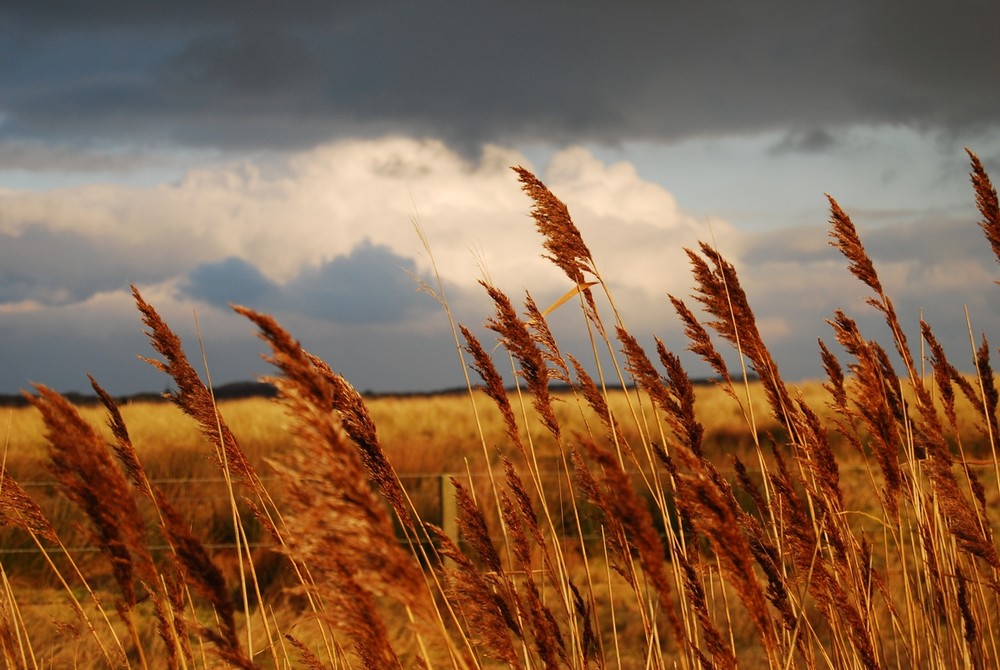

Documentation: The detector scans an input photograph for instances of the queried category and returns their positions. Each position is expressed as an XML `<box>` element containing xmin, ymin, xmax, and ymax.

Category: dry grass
<box><xmin>2</xmin><ymin>149</ymin><xmax>1000</xmax><ymax>668</ymax></box>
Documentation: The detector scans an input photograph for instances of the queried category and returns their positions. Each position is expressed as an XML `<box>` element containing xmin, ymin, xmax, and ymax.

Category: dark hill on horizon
<box><xmin>0</xmin><ymin>380</ymin><xmax>279</xmax><ymax>408</ymax></box>
<box><xmin>0</xmin><ymin>375</ymin><xmax>739</xmax><ymax>408</ymax></box>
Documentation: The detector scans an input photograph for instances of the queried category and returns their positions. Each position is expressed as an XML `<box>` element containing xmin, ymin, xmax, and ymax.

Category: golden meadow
<box><xmin>1</xmin><ymin>151</ymin><xmax>1000</xmax><ymax>668</ymax></box>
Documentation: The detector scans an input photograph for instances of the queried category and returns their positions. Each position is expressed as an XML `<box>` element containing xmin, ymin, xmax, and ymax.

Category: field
<box><xmin>2</xmin><ymin>151</ymin><xmax>1000</xmax><ymax>669</ymax></box>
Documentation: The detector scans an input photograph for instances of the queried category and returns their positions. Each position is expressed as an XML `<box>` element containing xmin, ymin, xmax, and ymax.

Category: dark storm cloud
<box><xmin>0</xmin><ymin>0</ymin><xmax>351</xmax><ymax>35</ymax></box>
<box><xmin>183</xmin><ymin>256</ymin><xmax>277</xmax><ymax>307</ymax></box>
<box><xmin>159</xmin><ymin>29</ymin><xmax>327</xmax><ymax>110</ymax></box>
<box><xmin>283</xmin><ymin>241</ymin><xmax>432</xmax><ymax>323</ymax></box>
<box><xmin>181</xmin><ymin>241</ymin><xmax>435</xmax><ymax>324</ymax></box>
<box><xmin>769</xmin><ymin>129</ymin><xmax>840</xmax><ymax>155</ymax></box>
<box><xmin>1</xmin><ymin>1</ymin><xmax>998</xmax><ymax>151</ymax></box>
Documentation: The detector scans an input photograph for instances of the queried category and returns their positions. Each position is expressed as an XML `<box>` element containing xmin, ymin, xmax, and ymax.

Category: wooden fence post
<box><xmin>440</xmin><ymin>473</ymin><xmax>458</xmax><ymax>552</ymax></box>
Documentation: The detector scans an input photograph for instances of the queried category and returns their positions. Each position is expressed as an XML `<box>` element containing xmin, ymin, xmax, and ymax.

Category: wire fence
<box><xmin>0</xmin><ymin>464</ymin><xmax>895</xmax><ymax>558</ymax></box>
<box><xmin>0</xmin><ymin>471</ymin><xmax>583</xmax><ymax>557</ymax></box>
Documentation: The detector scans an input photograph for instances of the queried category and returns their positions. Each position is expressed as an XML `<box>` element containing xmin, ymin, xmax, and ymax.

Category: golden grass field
<box><xmin>3</xmin><ymin>151</ymin><xmax>1000</xmax><ymax>669</ymax></box>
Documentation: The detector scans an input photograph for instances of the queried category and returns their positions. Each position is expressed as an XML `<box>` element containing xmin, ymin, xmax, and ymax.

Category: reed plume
<box><xmin>0</xmin><ymin>469</ymin><xmax>57</xmax><ymax>544</ymax></box>
<box><xmin>132</xmin><ymin>285</ymin><xmax>259</xmax><ymax>493</ymax></box>
<box><xmin>307</xmin><ymin>351</ymin><xmax>414</xmax><ymax>529</ymax></box>
<box><xmin>973</xmin><ymin>334</ymin><xmax>999</xmax><ymax>442</ymax></box>
<box><xmin>669</xmin><ymin>295</ymin><xmax>735</xmax><ymax>396</ymax></box>
<box><xmin>568</xmin><ymin>354</ymin><xmax>626</xmax><ymax>450</ymax></box>
<box><xmin>512</xmin><ymin>166</ymin><xmax>595</xmax><ymax>286</ymax></box>
<box><xmin>921</xmin><ymin>322</ymin><xmax>962</xmax><ymax>430</ymax></box>
<box><xmin>968</xmin><ymin>148</ymin><xmax>1000</xmax><ymax>268</ymax></box>
<box><xmin>573</xmin><ymin>435</ymin><xmax>682</xmax><ymax>645</ymax></box>
<box><xmin>461</xmin><ymin>324</ymin><xmax>523</xmax><ymax>453</ymax></box>
<box><xmin>674</xmin><ymin>508</ymin><xmax>737</xmax><ymax>670</ymax></box>
<box><xmin>89</xmin><ymin>375</ymin><xmax>195</xmax><ymax>666</ymax></box>
<box><xmin>0</xmin><ymin>568</ymin><xmax>25</xmax><ymax>670</ymax></box>
<box><xmin>828</xmin><ymin>310</ymin><xmax>903</xmax><ymax>519</ymax></box>
<box><xmin>825</xmin><ymin>231</ymin><xmax>965</xmax><ymax>613</ymax></box>
<box><xmin>501</xmin><ymin>456</ymin><xmax>545</xmax><ymax>554</ymax></box>
<box><xmin>684</xmin><ymin>242</ymin><xmax>795</xmax><ymax>429</ymax></box>
<box><xmin>768</xmin><ymin>463</ymin><xmax>879</xmax><ymax>669</ymax></box>
<box><xmin>235</xmin><ymin>305</ymin><xmax>428</xmax><ymax>668</ymax></box>
<box><xmin>673</xmin><ymin>459</ymin><xmax>778</xmax><ymax>663</ymax></box>
<box><xmin>524</xmin><ymin>292</ymin><xmax>572</xmax><ymax>385</ymax></box>
<box><xmin>827</xmin><ymin>197</ymin><xmax>918</xmax><ymax>382</ymax></box>
<box><xmin>433</xmin><ymin>483</ymin><xmax>523</xmax><ymax>668</ymax></box>
<box><xmin>27</xmin><ymin>385</ymin><xmax>155</xmax><ymax>611</ymax></box>
<box><xmin>89</xmin><ymin>375</ymin><xmax>150</xmax><ymax>497</ymax></box>
<box><xmin>730</xmin><ymin>456</ymin><xmax>803</xmax><ymax>661</ymax></box>
<box><xmin>482</xmin><ymin>280</ymin><xmax>561</xmax><ymax>442</ymax></box>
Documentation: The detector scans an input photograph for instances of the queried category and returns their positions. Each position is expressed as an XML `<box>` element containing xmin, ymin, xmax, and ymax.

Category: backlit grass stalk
<box><xmin>134</xmin><ymin>288</ymin><xmax>337</xmax><ymax>666</ymax></box>
<box><xmin>234</xmin><ymin>305</ymin><xmax>458</xmax><ymax>669</ymax></box>
<box><xmin>2</xmin><ymin>454</ymin><xmax>125</xmax><ymax>666</ymax></box>
<box><xmin>0</xmin><ymin>529</ymin><xmax>35</xmax><ymax>670</ymax></box>
<box><xmin>515</xmin><ymin>166</ymin><xmax>704</xmax><ymax>664</ymax></box>
<box><xmin>133</xmin><ymin>287</ymin><xmax>274</xmax><ymax>663</ymax></box>
<box><xmin>26</xmin><ymin>384</ymin><xmax>156</xmax><ymax>669</ymax></box>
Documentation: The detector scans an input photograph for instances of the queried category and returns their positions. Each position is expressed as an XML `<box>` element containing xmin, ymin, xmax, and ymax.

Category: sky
<box><xmin>1</xmin><ymin>1</ymin><xmax>1000</xmax><ymax>396</ymax></box>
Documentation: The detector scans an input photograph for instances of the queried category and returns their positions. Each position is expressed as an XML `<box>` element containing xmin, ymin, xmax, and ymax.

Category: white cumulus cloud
<box><xmin>0</xmin><ymin>135</ymin><xmax>730</xmax><ymax>393</ymax></box>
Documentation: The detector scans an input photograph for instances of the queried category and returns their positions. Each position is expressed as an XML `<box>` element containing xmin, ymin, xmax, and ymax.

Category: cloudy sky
<box><xmin>1</xmin><ymin>1</ymin><xmax>999</xmax><ymax>396</ymax></box>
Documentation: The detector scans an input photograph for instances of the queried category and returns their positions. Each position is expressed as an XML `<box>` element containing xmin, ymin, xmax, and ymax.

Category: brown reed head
<box><xmin>461</xmin><ymin>324</ymin><xmax>523</xmax><ymax>453</ymax></box>
<box><xmin>0</xmin><ymin>469</ymin><xmax>57</xmax><ymax>544</ymax></box>
<box><xmin>968</xmin><ymin>148</ymin><xmax>1000</xmax><ymax>268</ymax></box>
<box><xmin>481</xmin><ymin>280</ymin><xmax>561</xmax><ymax>441</ymax></box>
<box><xmin>133</xmin><ymin>286</ymin><xmax>258</xmax><ymax>492</ymax></box>
<box><xmin>827</xmin><ymin>195</ymin><xmax>883</xmax><ymax>296</ymax></box>
<box><xmin>513</xmin><ymin>165</ymin><xmax>595</xmax><ymax>285</ymax></box>
<box><xmin>684</xmin><ymin>242</ymin><xmax>795</xmax><ymax>430</ymax></box>
<box><xmin>88</xmin><ymin>374</ymin><xmax>150</xmax><ymax>497</ymax></box>
<box><xmin>27</xmin><ymin>384</ymin><xmax>154</xmax><ymax>608</ymax></box>
<box><xmin>669</xmin><ymin>294</ymin><xmax>735</xmax><ymax>392</ymax></box>
<box><xmin>306</xmin><ymin>349</ymin><xmax>413</xmax><ymax>527</ymax></box>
